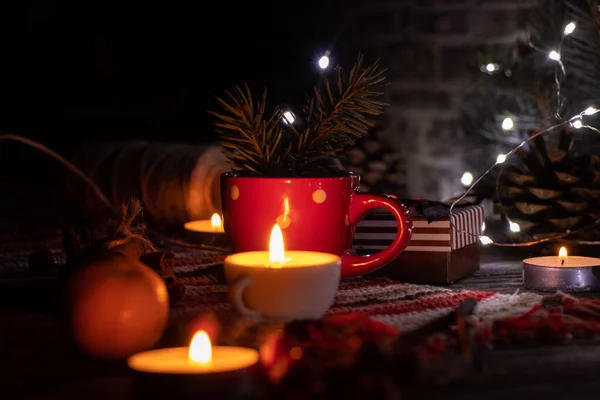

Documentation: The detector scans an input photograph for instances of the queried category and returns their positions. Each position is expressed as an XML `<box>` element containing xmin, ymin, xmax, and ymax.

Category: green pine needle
<box><xmin>210</xmin><ymin>54</ymin><xmax>389</xmax><ymax>177</ymax></box>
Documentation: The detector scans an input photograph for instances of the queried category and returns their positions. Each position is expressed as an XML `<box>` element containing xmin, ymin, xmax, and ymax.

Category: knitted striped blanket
<box><xmin>0</xmin><ymin>239</ymin><xmax>539</xmax><ymax>331</ymax></box>
<box><xmin>168</xmin><ymin>250</ymin><xmax>547</xmax><ymax>332</ymax></box>
<box><xmin>4</xmin><ymin>232</ymin><xmax>600</xmax><ymax>350</ymax></box>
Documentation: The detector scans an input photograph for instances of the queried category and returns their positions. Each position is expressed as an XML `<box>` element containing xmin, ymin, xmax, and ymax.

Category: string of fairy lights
<box><xmin>290</xmin><ymin>23</ymin><xmax>600</xmax><ymax>248</ymax></box>
<box><xmin>280</xmin><ymin>52</ymin><xmax>332</xmax><ymax>125</ymax></box>
<box><xmin>9</xmin><ymin>19</ymin><xmax>597</xmax><ymax>252</ymax></box>
<box><xmin>451</xmin><ymin>20</ymin><xmax>600</xmax><ymax>247</ymax></box>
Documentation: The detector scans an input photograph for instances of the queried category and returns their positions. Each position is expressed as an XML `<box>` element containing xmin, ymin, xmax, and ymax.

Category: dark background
<box><xmin>0</xmin><ymin>1</ymin><xmax>353</xmax><ymax>155</ymax></box>
<box><xmin>0</xmin><ymin>0</ymin><xmax>541</xmax><ymax>206</ymax></box>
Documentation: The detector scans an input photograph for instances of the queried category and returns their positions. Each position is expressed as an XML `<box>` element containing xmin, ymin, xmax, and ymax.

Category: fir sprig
<box><xmin>211</xmin><ymin>54</ymin><xmax>388</xmax><ymax>177</ymax></box>
<box><xmin>210</xmin><ymin>85</ymin><xmax>284</xmax><ymax>175</ymax></box>
<box><xmin>290</xmin><ymin>54</ymin><xmax>388</xmax><ymax>174</ymax></box>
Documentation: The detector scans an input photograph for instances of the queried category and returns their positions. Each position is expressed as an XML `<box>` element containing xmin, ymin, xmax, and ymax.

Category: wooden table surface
<box><xmin>3</xmin><ymin>254</ymin><xmax>600</xmax><ymax>400</ymax></box>
<box><xmin>436</xmin><ymin>253</ymin><xmax>600</xmax><ymax>400</ymax></box>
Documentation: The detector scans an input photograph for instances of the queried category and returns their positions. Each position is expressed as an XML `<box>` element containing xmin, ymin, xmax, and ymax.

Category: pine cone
<box><xmin>497</xmin><ymin>128</ymin><xmax>600</xmax><ymax>241</ymax></box>
<box><xmin>342</xmin><ymin>124</ymin><xmax>407</xmax><ymax>196</ymax></box>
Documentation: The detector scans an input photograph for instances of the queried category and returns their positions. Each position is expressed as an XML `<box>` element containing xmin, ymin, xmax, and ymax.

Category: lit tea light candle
<box><xmin>183</xmin><ymin>213</ymin><xmax>228</xmax><ymax>247</ymax></box>
<box><xmin>223</xmin><ymin>224</ymin><xmax>342</xmax><ymax>319</ymax></box>
<box><xmin>228</xmin><ymin>224</ymin><xmax>340</xmax><ymax>269</ymax></box>
<box><xmin>127</xmin><ymin>330</ymin><xmax>259</xmax><ymax>398</ymax></box>
<box><xmin>523</xmin><ymin>246</ymin><xmax>600</xmax><ymax>292</ymax></box>
<box><xmin>127</xmin><ymin>330</ymin><xmax>259</xmax><ymax>374</ymax></box>
<box><xmin>184</xmin><ymin>213</ymin><xmax>225</xmax><ymax>233</ymax></box>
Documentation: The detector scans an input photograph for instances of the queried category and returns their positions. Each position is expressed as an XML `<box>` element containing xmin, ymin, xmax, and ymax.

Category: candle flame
<box><xmin>269</xmin><ymin>224</ymin><xmax>285</xmax><ymax>265</ymax></box>
<box><xmin>559</xmin><ymin>246</ymin><xmax>567</xmax><ymax>258</ymax></box>
<box><xmin>211</xmin><ymin>213</ymin><xmax>222</xmax><ymax>229</ymax></box>
<box><xmin>189</xmin><ymin>330</ymin><xmax>212</xmax><ymax>364</ymax></box>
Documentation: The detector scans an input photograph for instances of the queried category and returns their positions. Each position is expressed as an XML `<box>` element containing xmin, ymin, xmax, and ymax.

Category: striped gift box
<box><xmin>353</xmin><ymin>205</ymin><xmax>485</xmax><ymax>253</ymax></box>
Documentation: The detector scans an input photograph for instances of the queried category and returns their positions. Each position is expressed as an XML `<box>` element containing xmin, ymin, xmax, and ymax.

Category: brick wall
<box><xmin>330</xmin><ymin>0</ymin><xmax>537</xmax><ymax>200</ymax></box>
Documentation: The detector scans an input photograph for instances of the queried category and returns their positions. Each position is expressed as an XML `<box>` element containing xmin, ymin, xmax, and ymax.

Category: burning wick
<box><xmin>269</xmin><ymin>224</ymin><xmax>285</xmax><ymax>267</ymax></box>
<box><xmin>188</xmin><ymin>330</ymin><xmax>212</xmax><ymax>365</ymax></box>
<box><xmin>211</xmin><ymin>213</ymin><xmax>222</xmax><ymax>231</ymax></box>
<box><xmin>559</xmin><ymin>246</ymin><xmax>567</xmax><ymax>266</ymax></box>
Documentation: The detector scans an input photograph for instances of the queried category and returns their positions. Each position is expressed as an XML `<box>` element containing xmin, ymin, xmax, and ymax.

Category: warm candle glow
<box><xmin>559</xmin><ymin>247</ymin><xmax>567</xmax><ymax>258</ymax></box>
<box><xmin>189</xmin><ymin>330</ymin><xmax>212</xmax><ymax>364</ymax></box>
<box><xmin>284</xmin><ymin>196</ymin><xmax>290</xmax><ymax>215</ymax></box>
<box><xmin>269</xmin><ymin>224</ymin><xmax>285</xmax><ymax>265</ymax></box>
<box><xmin>211</xmin><ymin>213</ymin><xmax>222</xmax><ymax>229</ymax></box>
<box><xmin>183</xmin><ymin>217</ymin><xmax>224</xmax><ymax>233</ymax></box>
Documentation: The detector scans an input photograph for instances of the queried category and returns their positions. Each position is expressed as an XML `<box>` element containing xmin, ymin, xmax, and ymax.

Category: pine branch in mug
<box><xmin>211</xmin><ymin>54</ymin><xmax>389</xmax><ymax>177</ymax></box>
<box><xmin>291</xmin><ymin>54</ymin><xmax>389</xmax><ymax>174</ymax></box>
<box><xmin>210</xmin><ymin>85</ymin><xmax>285</xmax><ymax>175</ymax></box>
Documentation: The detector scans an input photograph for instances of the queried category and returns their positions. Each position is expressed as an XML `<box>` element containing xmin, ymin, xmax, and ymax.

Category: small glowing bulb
<box><xmin>318</xmin><ymin>55</ymin><xmax>330</xmax><ymax>69</ymax></box>
<box><xmin>572</xmin><ymin>119</ymin><xmax>583</xmax><ymax>129</ymax></box>
<box><xmin>564</xmin><ymin>22</ymin><xmax>576</xmax><ymax>35</ymax></box>
<box><xmin>583</xmin><ymin>106</ymin><xmax>598</xmax><ymax>115</ymax></box>
<box><xmin>479</xmin><ymin>236</ymin><xmax>493</xmax><ymax>245</ymax></box>
<box><xmin>282</xmin><ymin>111</ymin><xmax>295</xmax><ymax>125</ymax></box>
<box><xmin>485</xmin><ymin>63</ymin><xmax>496</xmax><ymax>72</ymax></box>
<box><xmin>549</xmin><ymin>50</ymin><xmax>561</xmax><ymax>61</ymax></box>
<box><xmin>481</xmin><ymin>222</ymin><xmax>486</xmax><ymax>232</ymax></box>
<box><xmin>509</xmin><ymin>221</ymin><xmax>520</xmax><ymax>232</ymax></box>
<box><xmin>502</xmin><ymin>117</ymin><xmax>514</xmax><ymax>130</ymax></box>
<box><xmin>461</xmin><ymin>172</ymin><xmax>474</xmax><ymax>186</ymax></box>
<box><xmin>496</xmin><ymin>154</ymin><xmax>507</xmax><ymax>164</ymax></box>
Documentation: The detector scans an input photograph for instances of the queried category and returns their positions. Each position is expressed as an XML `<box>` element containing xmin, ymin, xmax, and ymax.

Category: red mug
<box><xmin>220</xmin><ymin>172</ymin><xmax>412</xmax><ymax>279</ymax></box>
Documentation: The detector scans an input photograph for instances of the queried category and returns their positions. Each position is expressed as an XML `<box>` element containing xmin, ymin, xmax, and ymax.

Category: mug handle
<box><xmin>228</xmin><ymin>275</ymin><xmax>261</xmax><ymax>317</ymax></box>
<box><xmin>341</xmin><ymin>193</ymin><xmax>412</xmax><ymax>279</ymax></box>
